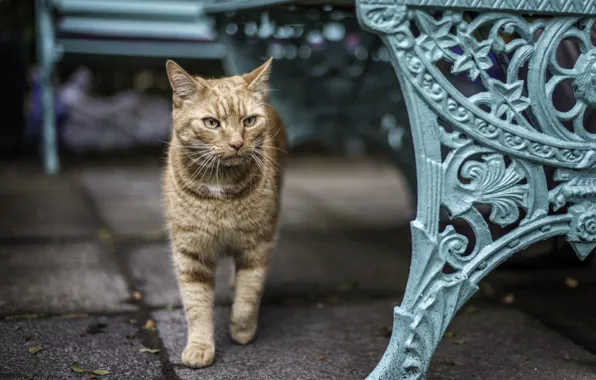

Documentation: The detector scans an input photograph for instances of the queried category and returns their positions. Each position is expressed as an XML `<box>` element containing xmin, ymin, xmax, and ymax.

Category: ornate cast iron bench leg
<box><xmin>356</xmin><ymin>1</ymin><xmax>596</xmax><ymax>378</ymax></box>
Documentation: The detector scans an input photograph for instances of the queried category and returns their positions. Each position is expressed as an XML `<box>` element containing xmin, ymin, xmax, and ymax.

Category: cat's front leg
<box><xmin>173</xmin><ymin>247</ymin><xmax>217</xmax><ymax>368</ymax></box>
<box><xmin>230</xmin><ymin>241</ymin><xmax>274</xmax><ymax>344</ymax></box>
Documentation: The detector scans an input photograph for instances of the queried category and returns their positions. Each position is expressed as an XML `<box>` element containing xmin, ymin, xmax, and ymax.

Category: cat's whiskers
<box><xmin>260</xmin><ymin>124</ymin><xmax>282</xmax><ymax>142</ymax></box>
<box><xmin>182</xmin><ymin>149</ymin><xmax>213</xmax><ymax>185</ymax></box>
<box><xmin>195</xmin><ymin>154</ymin><xmax>217</xmax><ymax>184</ymax></box>
<box><xmin>250</xmin><ymin>151</ymin><xmax>269</xmax><ymax>177</ymax></box>
<box><xmin>188</xmin><ymin>151</ymin><xmax>211</xmax><ymax>177</ymax></box>
<box><xmin>263</xmin><ymin>144</ymin><xmax>288</xmax><ymax>153</ymax></box>
<box><xmin>253</xmin><ymin>148</ymin><xmax>282</xmax><ymax>175</ymax></box>
<box><xmin>215</xmin><ymin>160</ymin><xmax>222</xmax><ymax>193</ymax></box>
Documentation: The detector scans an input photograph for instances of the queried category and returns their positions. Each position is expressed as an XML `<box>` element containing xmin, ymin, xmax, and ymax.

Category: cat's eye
<box><xmin>243</xmin><ymin>116</ymin><xmax>257</xmax><ymax>127</ymax></box>
<box><xmin>203</xmin><ymin>118</ymin><xmax>220</xmax><ymax>129</ymax></box>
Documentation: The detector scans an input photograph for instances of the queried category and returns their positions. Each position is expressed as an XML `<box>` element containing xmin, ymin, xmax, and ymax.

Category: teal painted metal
<box><xmin>56</xmin><ymin>39</ymin><xmax>226</xmax><ymax>59</ymax></box>
<box><xmin>58</xmin><ymin>18</ymin><xmax>216</xmax><ymax>40</ymax></box>
<box><xmin>36</xmin><ymin>0</ymin><xmax>59</xmax><ymax>175</ymax></box>
<box><xmin>54</xmin><ymin>0</ymin><xmax>205</xmax><ymax>20</ymax></box>
<box><xmin>356</xmin><ymin>0</ymin><xmax>596</xmax><ymax>378</ymax></box>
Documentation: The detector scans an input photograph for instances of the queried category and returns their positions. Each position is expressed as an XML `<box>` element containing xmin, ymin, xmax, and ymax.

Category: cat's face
<box><xmin>166</xmin><ymin>59</ymin><xmax>272</xmax><ymax>166</ymax></box>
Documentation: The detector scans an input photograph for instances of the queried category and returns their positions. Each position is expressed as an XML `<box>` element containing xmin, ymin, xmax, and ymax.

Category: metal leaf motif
<box><xmin>416</xmin><ymin>12</ymin><xmax>458</xmax><ymax>62</ymax></box>
<box><xmin>370</xmin><ymin>8</ymin><xmax>596</xmax><ymax>168</ymax></box>
<box><xmin>358</xmin><ymin>1</ymin><xmax>408</xmax><ymax>34</ymax></box>
<box><xmin>460</xmin><ymin>154</ymin><xmax>527</xmax><ymax>227</ymax></box>
<box><xmin>451</xmin><ymin>35</ymin><xmax>493</xmax><ymax>81</ymax></box>
<box><xmin>491</xmin><ymin>80</ymin><xmax>531</xmax><ymax>122</ymax></box>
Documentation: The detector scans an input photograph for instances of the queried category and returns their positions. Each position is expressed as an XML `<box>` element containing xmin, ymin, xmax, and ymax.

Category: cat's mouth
<box><xmin>220</xmin><ymin>155</ymin><xmax>246</xmax><ymax>166</ymax></box>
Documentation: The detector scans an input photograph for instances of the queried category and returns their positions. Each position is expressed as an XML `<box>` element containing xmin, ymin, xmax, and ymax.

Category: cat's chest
<box><xmin>185</xmin><ymin>189</ymin><xmax>274</xmax><ymax>226</ymax></box>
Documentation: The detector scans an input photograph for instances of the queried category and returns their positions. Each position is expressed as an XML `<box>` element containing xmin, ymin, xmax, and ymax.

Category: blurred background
<box><xmin>2</xmin><ymin>1</ymin><xmax>596</xmax><ymax>379</ymax></box>
<box><xmin>0</xmin><ymin>0</ymin><xmax>414</xmax><ymax>169</ymax></box>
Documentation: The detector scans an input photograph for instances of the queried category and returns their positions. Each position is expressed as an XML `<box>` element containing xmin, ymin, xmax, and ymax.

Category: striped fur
<box><xmin>163</xmin><ymin>58</ymin><xmax>287</xmax><ymax>368</ymax></box>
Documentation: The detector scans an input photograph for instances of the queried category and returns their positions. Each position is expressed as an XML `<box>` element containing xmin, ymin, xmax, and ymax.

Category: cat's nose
<box><xmin>229</xmin><ymin>141</ymin><xmax>244</xmax><ymax>151</ymax></box>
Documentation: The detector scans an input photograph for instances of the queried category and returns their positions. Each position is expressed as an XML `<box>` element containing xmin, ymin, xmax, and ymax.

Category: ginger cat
<box><xmin>163</xmin><ymin>58</ymin><xmax>287</xmax><ymax>368</ymax></box>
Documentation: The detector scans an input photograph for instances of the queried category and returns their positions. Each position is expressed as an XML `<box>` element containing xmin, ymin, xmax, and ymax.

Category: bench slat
<box><xmin>57</xmin><ymin>38</ymin><xmax>227</xmax><ymax>59</ymax></box>
<box><xmin>58</xmin><ymin>18</ymin><xmax>216</xmax><ymax>40</ymax></box>
<box><xmin>54</xmin><ymin>0</ymin><xmax>204</xmax><ymax>20</ymax></box>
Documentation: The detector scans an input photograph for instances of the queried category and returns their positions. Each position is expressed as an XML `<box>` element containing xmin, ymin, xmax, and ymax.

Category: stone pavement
<box><xmin>2</xmin><ymin>156</ymin><xmax>596</xmax><ymax>379</ymax></box>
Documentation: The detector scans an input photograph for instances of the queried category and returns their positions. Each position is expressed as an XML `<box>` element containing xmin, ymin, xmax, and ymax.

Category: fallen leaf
<box><xmin>60</xmin><ymin>313</ymin><xmax>88</xmax><ymax>319</ymax></box>
<box><xmin>373</xmin><ymin>326</ymin><xmax>392</xmax><ymax>338</ymax></box>
<box><xmin>565</xmin><ymin>277</ymin><xmax>579</xmax><ymax>289</ymax></box>
<box><xmin>323</xmin><ymin>297</ymin><xmax>340</xmax><ymax>304</ymax></box>
<box><xmin>139</xmin><ymin>348</ymin><xmax>161</xmax><ymax>354</ymax></box>
<box><xmin>88</xmin><ymin>373</ymin><xmax>98</xmax><ymax>379</ymax></box>
<box><xmin>503</xmin><ymin>294</ymin><xmax>515</xmax><ymax>305</ymax></box>
<box><xmin>85</xmin><ymin>323</ymin><xmax>108</xmax><ymax>335</ymax></box>
<box><xmin>143</xmin><ymin>320</ymin><xmax>156</xmax><ymax>331</ymax></box>
<box><xmin>337</xmin><ymin>281</ymin><xmax>359</xmax><ymax>292</ymax></box>
<box><xmin>126</xmin><ymin>334</ymin><xmax>135</xmax><ymax>340</ymax></box>
<box><xmin>465</xmin><ymin>306</ymin><xmax>479</xmax><ymax>313</ymax></box>
<box><xmin>6</xmin><ymin>314</ymin><xmax>40</xmax><ymax>320</ymax></box>
<box><xmin>439</xmin><ymin>359</ymin><xmax>460</xmax><ymax>366</ymax></box>
<box><xmin>443</xmin><ymin>331</ymin><xmax>455</xmax><ymax>339</ymax></box>
<box><xmin>315</xmin><ymin>355</ymin><xmax>325</xmax><ymax>361</ymax></box>
<box><xmin>13</xmin><ymin>325</ymin><xmax>21</xmax><ymax>330</ymax></box>
<box><xmin>132</xmin><ymin>291</ymin><xmax>142</xmax><ymax>301</ymax></box>
<box><xmin>480</xmin><ymin>282</ymin><xmax>495</xmax><ymax>297</ymax></box>
<box><xmin>23</xmin><ymin>374</ymin><xmax>34</xmax><ymax>379</ymax></box>
<box><xmin>89</xmin><ymin>369</ymin><xmax>112</xmax><ymax>376</ymax></box>
<box><xmin>71</xmin><ymin>362</ymin><xmax>86</xmax><ymax>373</ymax></box>
<box><xmin>96</xmin><ymin>228</ymin><xmax>113</xmax><ymax>243</ymax></box>
<box><xmin>452</xmin><ymin>339</ymin><xmax>466</xmax><ymax>345</ymax></box>
<box><xmin>28</xmin><ymin>345</ymin><xmax>43</xmax><ymax>355</ymax></box>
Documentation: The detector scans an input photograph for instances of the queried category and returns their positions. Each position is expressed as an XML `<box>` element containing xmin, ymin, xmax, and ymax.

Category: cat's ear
<box><xmin>242</xmin><ymin>57</ymin><xmax>272</xmax><ymax>95</ymax></box>
<box><xmin>165</xmin><ymin>60</ymin><xmax>202</xmax><ymax>102</ymax></box>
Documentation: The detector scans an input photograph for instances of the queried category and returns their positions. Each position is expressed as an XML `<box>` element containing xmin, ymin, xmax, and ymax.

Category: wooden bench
<box><xmin>35</xmin><ymin>0</ymin><xmax>227</xmax><ymax>174</ymax></box>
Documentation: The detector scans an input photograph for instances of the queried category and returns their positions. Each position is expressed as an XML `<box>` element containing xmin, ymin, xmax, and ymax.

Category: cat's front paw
<box><xmin>181</xmin><ymin>343</ymin><xmax>215</xmax><ymax>368</ymax></box>
<box><xmin>230</xmin><ymin>321</ymin><xmax>257</xmax><ymax>345</ymax></box>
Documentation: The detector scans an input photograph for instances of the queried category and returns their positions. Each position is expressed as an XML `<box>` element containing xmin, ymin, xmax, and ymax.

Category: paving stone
<box><xmin>0</xmin><ymin>174</ymin><xmax>96</xmax><ymax>239</ymax></box>
<box><xmin>79</xmin><ymin>167</ymin><xmax>164</xmax><ymax>237</ymax></box>
<box><xmin>504</xmin><ymin>282</ymin><xmax>596</xmax><ymax>354</ymax></box>
<box><xmin>79</xmin><ymin>167</ymin><xmax>162</xmax><ymax>202</ymax></box>
<box><xmin>153</xmin><ymin>300</ymin><xmax>394</xmax><ymax>380</ymax></box>
<box><xmin>0</xmin><ymin>242</ymin><xmax>136</xmax><ymax>315</ymax></box>
<box><xmin>96</xmin><ymin>200</ymin><xmax>165</xmax><ymax>237</ymax></box>
<box><xmin>156</xmin><ymin>301</ymin><xmax>596</xmax><ymax>380</ymax></box>
<box><xmin>266</xmin><ymin>229</ymin><xmax>410</xmax><ymax>299</ymax></box>
<box><xmin>429</xmin><ymin>304</ymin><xmax>596</xmax><ymax>380</ymax></box>
<box><xmin>285</xmin><ymin>157</ymin><xmax>412</xmax><ymax>228</ymax></box>
<box><xmin>126</xmin><ymin>244</ymin><xmax>232</xmax><ymax>308</ymax></box>
<box><xmin>127</xmin><ymin>227</ymin><xmax>410</xmax><ymax>308</ymax></box>
<box><xmin>0</xmin><ymin>315</ymin><xmax>164</xmax><ymax>380</ymax></box>
<box><xmin>78</xmin><ymin>157</ymin><xmax>410</xmax><ymax>236</ymax></box>
<box><xmin>278</xmin><ymin>188</ymin><xmax>338</xmax><ymax>230</ymax></box>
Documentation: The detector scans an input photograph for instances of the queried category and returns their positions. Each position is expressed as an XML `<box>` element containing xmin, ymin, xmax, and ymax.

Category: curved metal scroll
<box><xmin>356</xmin><ymin>1</ymin><xmax>596</xmax><ymax>378</ymax></box>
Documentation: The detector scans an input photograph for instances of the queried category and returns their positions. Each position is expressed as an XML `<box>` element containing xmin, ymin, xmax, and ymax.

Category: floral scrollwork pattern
<box><xmin>357</xmin><ymin>1</ymin><xmax>596</xmax><ymax>379</ymax></box>
<box><xmin>359</xmin><ymin>0</ymin><xmax>596</xmax><ymax>169</ymax></box>
<box><xmin>567</xmin><ymin>203</ymin><xmax>596</xmax><ymax>260</ymax></box>
<box><xmin>458</xmin><ymin>154</ymin><xmax>527</xmax><ymax>227</ymax></box>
